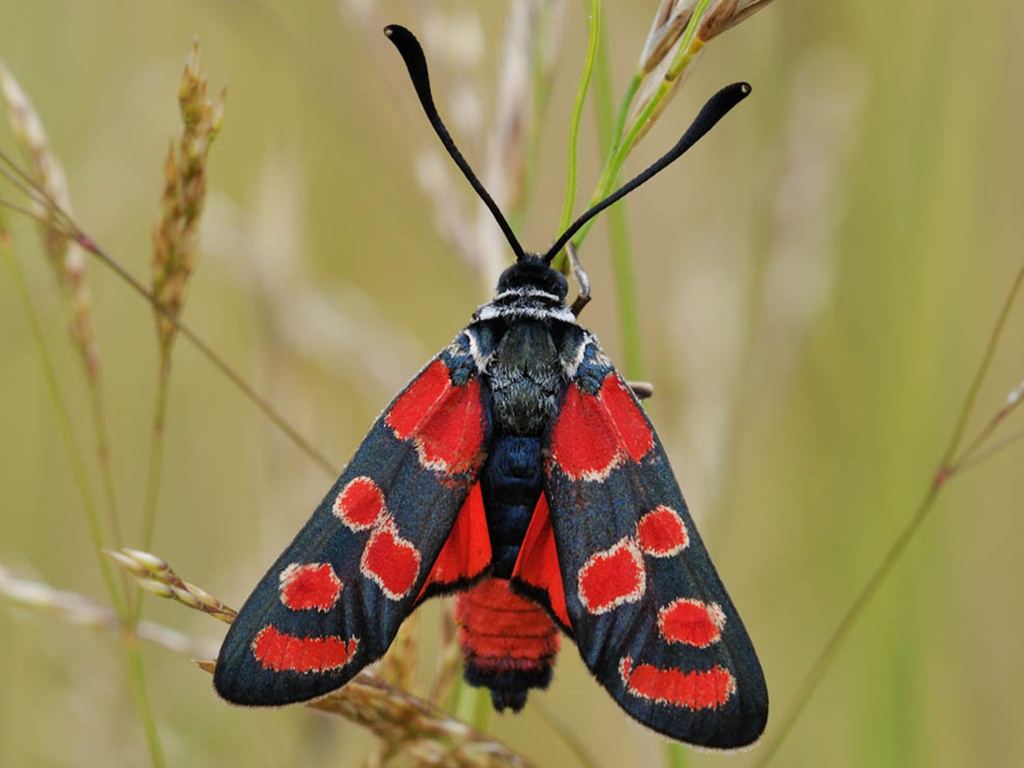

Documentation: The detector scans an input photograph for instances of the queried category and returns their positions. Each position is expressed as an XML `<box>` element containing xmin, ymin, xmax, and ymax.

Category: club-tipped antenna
<box><xmin>542</xmin><ymin>82</ymin><xmax>752</xmax><ymax>264</ymax></box>
<box><xmin>385</xmin><ymin>24</ymin><xmax>526</xmax><ymax>262</ymax></box>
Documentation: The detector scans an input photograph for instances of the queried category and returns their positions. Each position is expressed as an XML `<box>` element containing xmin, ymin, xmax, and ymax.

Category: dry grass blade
<box><xmin>3</xmin><ymin>558</ymin><xmax>534</xmax><ymax>766</ymax></box>
<box><xmin>378</xmin><ymin>611</ymin><xmax>420</xmax><ymax>691</ymax></box>
<box><xmin>0</xmin><ymin>177</ymin><xmax>339</xmax><ymax>476</ymax></box>
<box><xmin>195</xmin><ymin>658</ymin><xmax>536</xmax><ymax>768</ymax></box>
<box><xmin>0</xmin><ymin>62</ymin><xmax>124</xmax><ymax>558</ymax></box>
<box><xmin>103</xmin><ymin>547</ymin><xmax>535</xmax><ymax>768</ymax></box>
<box><xmin>0</xmin><ymin>564</ymin><xmax>219</xmax><ymax>658</ymax></box>
<box><xmin>107</xmin><ymin>548</ymin><xmax>237</xmax><ymax>624</ymax></box>
<box><xmin>430</xmin><ymin>603</ymin><xmax>462</xmax><ymax>705</ymax></box>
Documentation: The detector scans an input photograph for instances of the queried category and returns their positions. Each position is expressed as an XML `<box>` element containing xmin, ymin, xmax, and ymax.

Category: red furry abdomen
<box><xmin>455</xmin><ymin>577</ymin><xmax>560</xmax><ymax>711</ymax></box>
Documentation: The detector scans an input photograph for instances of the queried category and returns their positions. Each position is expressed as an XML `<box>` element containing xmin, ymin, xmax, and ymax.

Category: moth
<box><xmin>215</xmin><ymin>24</ymin><xmax>768</xmax><ymax>750</ymax></box>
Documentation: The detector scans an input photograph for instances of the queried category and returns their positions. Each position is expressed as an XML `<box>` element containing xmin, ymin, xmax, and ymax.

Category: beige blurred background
<box><xmin>2</xmin><ymin>1</ymin><xmax>1023</xmax><ymax>766</ymax></box>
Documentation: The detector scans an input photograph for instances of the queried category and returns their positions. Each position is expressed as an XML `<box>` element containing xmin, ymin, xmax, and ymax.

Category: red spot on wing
<box><xmin>512</xmin><ymin>494</ymin><xmax>571</xmax><ymax>629</ymax></box>
<box><xmin>360</xmin><ymin>518</ymin><xmax>422</xmax><ymax>600</ymax></box>
<box><xmin>386</xmin><ymin>359</ymin><xmax>450</xmax><ymax>439</ymax></box>
<box><xmin>577</xmin><ymin>537</ymin><xmax>646</xmax><ymax>614</ymax></box>
<box><xmin>414</xmin><ymin>377</ymin><xmax>485</xmax><ymax>474</ymax></box>
<box><xmin>417</xmin><ymin>482</ymin><xmax>491</xmax><ymax>601</ymax></box>
<box><xmin>637</xmin><ymin>505</ymin><xmax>689</xmax><ymax>557</ymax></box>
<box><xmin>601</xmin><ymin>376</ymin><xmax>654</xmax><ymax>462</ymax></box>
<box><xmin>658</xmin><ymin>599</ymin><xmax>726</xmax><ymax>648</ymax></box>
<box><xmin>278</xmin><ymin>563</ymin><xmax>342</xmax><ymax>612</ymax></box>
<box><xmin>549</xmin><ymin>375</ymin><xmax>654</xmax><ymax>481</ymax></box>
<box><xmin>620</xmin><ymin>655</ymin><xmax>735</xmax><ymax>709</ymax></box>
<box><xmin>333</xmin><ymin>476</ymin><xmax>385</xmax><ymax>531</ymax></box>
<box><xmin>549</xmin><ymin>383</ymin><xmax>621</xmax><ymax>480</ymax></box>
<box><xmin>251</xmin><ymin>625</ymin><xmax>358</xmax><ymax>673</ymax></box>
<box><xmin>386</xmin><ymin>359</ymin><xmax>485</xmax><ymax>475</ymax></box>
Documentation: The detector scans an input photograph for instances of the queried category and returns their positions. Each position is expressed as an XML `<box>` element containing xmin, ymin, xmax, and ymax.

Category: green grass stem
<box><xmin>141</xmin><ymin>356</ymin><xmax>171</xmax><ymax>553</ymax></box>
<box><xmin>756</xmin><ymin>259</ymin><xmax>1024</xmax><ymax>766</ymax></box>
<box><xmin>570</xmin><ymin>0</ymin><xmax>713</xmax><ymax>253</ymax></box>
<box><xmin>554</xmin><ymin>0</ymin><xmax>601</xmax><ymax>260</ymax></box>
<box><xmin>1</xmin><ymin>215</ymin><xmax>165</xmax><ymax>768</ymax></box>
<box><xmin>592</xmin><ymin>21</ymin><xmax>644</xmax><ymax>380</ymax></box>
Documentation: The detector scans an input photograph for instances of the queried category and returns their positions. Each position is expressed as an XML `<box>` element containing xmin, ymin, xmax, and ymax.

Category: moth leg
<box><xmin>567</xmin><ymin>243</ymin><xmax>591</xmax><ymax>317</ymax></box>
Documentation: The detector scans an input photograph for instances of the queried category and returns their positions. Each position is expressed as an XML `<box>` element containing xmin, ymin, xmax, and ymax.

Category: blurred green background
<box><xmin>2</xmin><ymin>1</ymin><xmax>1023</xmax><ymax>766</ymax></box>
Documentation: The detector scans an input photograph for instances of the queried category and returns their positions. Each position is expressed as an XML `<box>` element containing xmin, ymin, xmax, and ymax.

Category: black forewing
<box><xmin>214</xmin><ymin>334</ymin><xmax>491</xmax><ymax>705</ymax></box>
<box><xmin>542</xmin><ymin>340</ymin><xmax>767</xmax><ymax>749</ymax></box>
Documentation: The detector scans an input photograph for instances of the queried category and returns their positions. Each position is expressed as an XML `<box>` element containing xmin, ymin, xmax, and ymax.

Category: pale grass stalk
<box><xmin>0</xmin><ymin>62</ymin><xmax>125</xmax><ymax>569</ymax></box>
<box><xmin>2</xmin><ymin>563</ymin><xmax>532</xmax><ymax>768</ymax></box>
<box><xmin>0</xmin><ymin>564</ymin><xmax>219</xmax><ymax>658</ymax></box>
<box><xmin>378</xmin><ymin>611</ymin><xmax>421</xmax><ymax>692</ymax></box>
<box><xmin>198</xmin><ymin>658</ymin><xmax>536</xmax><ymax>768</ymax></box>
<box><xmin>203</xmin><ymin>159</ymin><xmax>429</xmax><ymax>397</ymax></box>
<box><xmin>0</xmin><ymin>216</ymin><xmax>166</xmax><ymax>767</ymax></box>
<box><xmin>553</xmin><ymin>0</ymin><xmax>600</xmax><ymax>260</ymax></box>
<box><xmin>591</xmin><ymin>23</ymin><xmax>644</xmax><ymax>378</ymax></box>
<box><xmin>560</xmin><ymin>0</ymin><xmax>776</xmax><ymax>260</ymax></box>
<box><xmin>104</xmin><ymin>549</ymin><xmax>535</xmax><ymax>768</ymax></box>
<box><xmin>0</xmin><ymin>178</ymin><xmax>339</xmax><ymax>475</ymax></box>
<box><xmin>756</xmin><ymin>259</ymin><xmax>1024</xmax><ymax>766</ymax></box>
<box><xmin>365</xmin><ymin>612</ymin><xmax>420</xmax><ymax>768</ymax></box>
<box><xmin>409</xmin><ymin>1</ymin><xmax>566</xmax><ymax>289</ymax></box>
<box><xmin>141</xmin><ymin>40</ymin><xmax>226</xmax><ymax>556</ymax></box>
<box><xmin>429</xmin><ymin>602</ymin><xmax>462</xmax><ymax>706</ymax></box>
<box><xmin>530</xmin><ymin>699</ymin><xmax>600</xmax><ymax>768</ymax></box>
<box><xmin>107</xmin><ymin>548</ymin><xmax>237</xmax><ymax>624</ymax></box>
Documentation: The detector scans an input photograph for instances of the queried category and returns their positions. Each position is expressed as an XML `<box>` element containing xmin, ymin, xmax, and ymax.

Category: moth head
<box><xmin>495</xmin><ymin>255</ymin><xmax>569</xmax><ymax>301</ymax></box>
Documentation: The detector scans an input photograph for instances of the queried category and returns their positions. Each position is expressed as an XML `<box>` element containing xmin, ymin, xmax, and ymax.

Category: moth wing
<box><xmin>214</xmin><ymin>334</ymin><xmax>492</xmax><ymax>705</ymax></box>
<box><xmin>532</xmin><ymin>339</ymin><xmax>767</xmax><ymax>749</ymax></box>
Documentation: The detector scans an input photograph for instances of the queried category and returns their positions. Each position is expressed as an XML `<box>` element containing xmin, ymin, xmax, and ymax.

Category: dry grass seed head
<box><xmin>151</xmin><ymin>40</ymin><xmax>226</xmax><ymax>348</ymax></box>
<box><xmin>629</xmin><ymin>0</ymin><xmax>775</xmax><ymax>143</ymax></box>
<box><xmin>0</xmin><ymin>62</ymin><xmax>99</xmax><ymax>378</ymax></box>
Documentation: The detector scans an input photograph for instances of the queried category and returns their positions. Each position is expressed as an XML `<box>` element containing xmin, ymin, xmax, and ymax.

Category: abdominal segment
<box><xmin>455</xmin><ymin>578</ymin><xmax>560</xmax><ymax>712</ymax></box>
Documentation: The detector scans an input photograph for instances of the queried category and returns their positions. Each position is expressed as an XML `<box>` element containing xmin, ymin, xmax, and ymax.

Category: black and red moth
<box><xmin>214</xmin><ymin>25</ymin><xmax>767</xmax><ymax>750</ymax></box>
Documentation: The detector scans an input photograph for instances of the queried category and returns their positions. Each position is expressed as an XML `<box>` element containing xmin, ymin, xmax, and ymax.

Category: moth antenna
<box><xmin>542</xmin><ymin>82</ymin><xmax>751</xmax><ymax>265</ymax></box>
<box><xmin>384</xmin><ymin>24</ymin><xmax>526</xmax><ymax>262</ymax></box>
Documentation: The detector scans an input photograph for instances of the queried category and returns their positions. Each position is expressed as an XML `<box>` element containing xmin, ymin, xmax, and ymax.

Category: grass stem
<box><xmin>1</xmin><ymin>215</ymin><xmax>165</xmax><ymax>768</ymax></box>
<box><xmin>555</xmin><ymin>0</ymin><xmax>601</xmax><ymax>260</ymax></box>
<box><xmin>756</xmin><ymin>258</ymin><xmax>1024</xmax><ymax>765</ymax></box>
<box><xmin>141</xmin><ymin>356</ymin><xmax>171</xmax><ymax>552</ymax></box>
<box><xmin>592</xmin><ymin>21</ymin><xmax>644</xmax><ymax>379</ymax></box>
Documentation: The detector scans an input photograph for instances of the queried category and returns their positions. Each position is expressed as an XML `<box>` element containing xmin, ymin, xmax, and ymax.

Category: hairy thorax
<box><xmin>484</xmin><ymin>320</ymin><xmax>565</xmax><ymax>437</ymax></box>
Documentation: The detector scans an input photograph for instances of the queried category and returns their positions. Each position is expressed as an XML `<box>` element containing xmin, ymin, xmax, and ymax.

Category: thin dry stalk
<box><xmin>103</xmin><ymin>548</ymin><xmax>535</xmax><ymax>768</ymax></box>
<box><xmin>199</xmin><ymin>658</ymin><xmax>536</xmax><ymax>768</ymax></box>
<box><xmin>0</xmin><ymin>215</ymin><xmax>166</xmax><ymax>766</ymax></box>
<box><xmin>108</xmin><ymin>548</ymin><xmax>237</xmax><ymax>624</ymax></box>
<box><xmin>0</xmin><ymin>62</ymin><xmax>124</xmax><ymax>555</ymax></box>
<box><xmin>142</xmin><ymin>40</ymin><xmax>226</xmax><ymax>554</ymax></box>
<box><xmin>0</xmin><ymin>63</ymin><xmax>98</xmax><ymax>372</ymax></box>
<box><xmin>378</xmin><ymin>611</ymin><xmax>420</xmax><ymax>692</ymax></box>
<box><xmin>0</xmin><ymin>564</ymin><xmax>219</xmax><ymax>658</ymax></box>
<box><xmin>756</xmin><ymin>260</ymin><xmax>1024</xmax><ymax>766</ymax></box>
<box><xmin>0</xmin><ymin>179</ymin><xmax>339</xmax><ymax>475</ymax></box>
<box><xmin>429</xmin><ymin>602</ymin><xmax>462</xmax><ymax>706</ymax></box>
<box><xmin>410</xmin><ymin>2</ymin><xmax>566</xmax><ymax>289</ymax></box>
